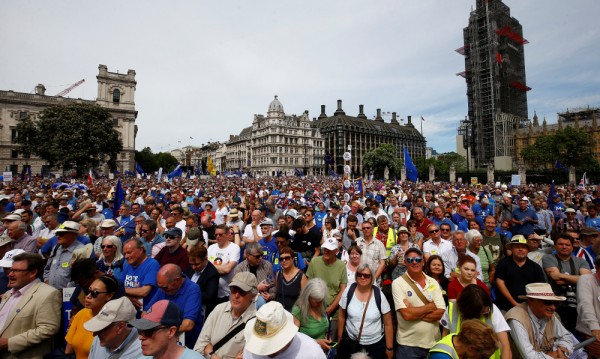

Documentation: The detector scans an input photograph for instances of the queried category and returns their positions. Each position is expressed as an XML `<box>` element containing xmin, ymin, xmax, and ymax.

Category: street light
<box><xmin>459</xmin><ymin>116</ymin><xmax>472</xmax><ymax>180</ymax></box>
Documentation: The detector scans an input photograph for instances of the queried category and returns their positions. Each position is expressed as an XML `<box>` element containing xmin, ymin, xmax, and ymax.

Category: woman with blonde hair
<box><xmin>96</xmin><ymin>235</ymin><xmax>124</xmax><ymax>278</ymax></box>
<box><xmin>429</xmin><ymin>319</ymin><xmax>499</xmax><ymax>359</ymax></box>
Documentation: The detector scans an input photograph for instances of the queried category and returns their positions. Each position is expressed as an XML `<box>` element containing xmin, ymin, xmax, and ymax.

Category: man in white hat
<box><xmin>43</xmin><ymin>220</ymin><xmax>84</xmax><ymax>290</ymax></box>
<box><xmin>505</xmin><ymin>282</ymin><xmax>575</xmax><ymax>358</ymax></box>
<box><xmin>84</xmin><ymin>297</ymin><xmax>147</xmax><ymax>359</ymax></box>
<box><xmin>0</xmin><ymin>248</ymin><xmax>24</xmax><ymax>294</ymax></box>
<box><xmin>243</xmin><ymin>301</ymin><xmax>325</xmax><ymax>358</ymax></box>
<box><xmin>93</xmin><ymin>219</ymin><xmax>118</xmax><ymax>257</ymax></box>
<box><xmin>556</xmin><ymin>208</ymin><xmax>585</xmax><ymax>234</ymax></box>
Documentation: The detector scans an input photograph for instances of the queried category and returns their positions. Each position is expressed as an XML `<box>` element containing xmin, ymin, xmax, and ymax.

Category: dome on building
<box><xmin>268</xmin><ymin>95</ymin><xmax>284</xmax><ymax>114</ymax></box>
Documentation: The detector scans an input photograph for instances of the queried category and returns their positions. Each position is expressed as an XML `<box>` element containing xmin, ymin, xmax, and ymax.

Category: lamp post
<box><xmin>459</xmin><ymin>116</ymin><xmax>472</xmax><ymax>180</ymax></box>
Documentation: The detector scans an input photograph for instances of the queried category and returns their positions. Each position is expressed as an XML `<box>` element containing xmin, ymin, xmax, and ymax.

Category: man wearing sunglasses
<box><xmin>392</xmin><ymin>248</ymin><xmax>445</xmax><ymax>359</ymax></box>
<box><xmin>131</xmin><ymin>300</ymin><xmax>203</xmax><ymax>359</ymax></box>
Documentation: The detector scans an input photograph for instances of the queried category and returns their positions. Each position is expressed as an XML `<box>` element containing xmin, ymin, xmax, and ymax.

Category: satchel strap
<box><xmin>402</xmin><ymin>273</ymin><xmax>430</xmax><ymax>305</ymax></box>
<box><xmin>356</xmin><ymin>288</ymin><xmax>373</xmax><ymax>342</ymax></box>
<box><xmin>212</xmin><ymin>316</ymin><xmax>255</xmax><ymax>353</ymax></box>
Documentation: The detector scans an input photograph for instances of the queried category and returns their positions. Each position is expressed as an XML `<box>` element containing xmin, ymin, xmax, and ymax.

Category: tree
<box><xmin>521</xmin><ymin>127</ymin><xmax>599</xmax><ymax>170</ymax></box>
<box><xmin>155</xmin><ymin>152</ymin><xmax>178</xmax><ymax>172</ymax></box>
<box><xmin>15</xmin><ymin>103</ymin><xmax>122</xmax><ymax>177</ymax></box>
<box><xmin>135</xmin><ymin>147</ymin><xmax>159</xmax><ymax>173</ymax></box>
<box><xmin>363</xmin><ymin>143</ymin><xmax>402</xmax><ymax>179</ymax></box>
<box><xmin>435</xmin><ymin>152</ymin><xmax>467</xmax><ymax>172</ymax></box>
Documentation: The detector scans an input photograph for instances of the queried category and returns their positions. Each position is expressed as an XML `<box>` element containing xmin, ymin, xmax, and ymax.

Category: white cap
<box><xmin>0</xmin><ymin>249</ymin><xmax>26</xmax><ymax>267</ymax></box>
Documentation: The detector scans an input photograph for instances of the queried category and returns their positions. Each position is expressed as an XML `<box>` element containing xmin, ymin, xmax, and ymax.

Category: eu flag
<box><xmin>404</xmin><ymin>147</ymin><xmax>418</xmax><ymax>182</ymax></box>
<box><xmin>168</xmin><ymin>164</ymin><xmax>183</xmax><ymax>179</ymax></box>
<box><xmin>355</xmin><ymin>177</ymin><xmax>364</xmax><ymax>194</ymax></box>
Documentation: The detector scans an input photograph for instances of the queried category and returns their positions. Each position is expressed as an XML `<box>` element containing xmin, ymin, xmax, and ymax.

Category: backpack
<box><xmin>346</xmin><ymin>282</ymin><xmax>383</xmax><ymax>314</ymax></box>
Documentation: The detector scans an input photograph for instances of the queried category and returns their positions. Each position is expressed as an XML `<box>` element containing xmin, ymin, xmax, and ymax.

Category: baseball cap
<box><xmin>100</xmin><ymin>219</ymin><xmax>118</xmax><ymax>228</ymax></box>
<box><xmin>321</xmin><ymin>237</ymin><xmax>338</xmax><ymax>251</ymax></box>
<box><xmin>164</xmin><ymin>227</ymin><xmax>183</xmax><ymax>238</ymax></box>
<box><xmin>229</xmin><ymin>272</ymin><xmax>258</xmax><ymax>292</ymax></box>
<box><xmin>259</xmin><ymin>218</ymin><xmax>274</xmax><ymax>227</ymax></box>
<box><xmin>128</xmin><ymin>300</ymin><xmax>182</xmax><ymax>331</ymax></box>
<box><xmin>84</xmin><ymin>297</ymin><xmax>137</xmax><ymax>332</ymax></box>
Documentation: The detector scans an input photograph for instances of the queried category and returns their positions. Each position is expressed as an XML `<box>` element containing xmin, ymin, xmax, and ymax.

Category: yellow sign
<box><xmin>470</xmin><ymin>177</ymin><xmax>478</xmax><ymax>185</ymax></box>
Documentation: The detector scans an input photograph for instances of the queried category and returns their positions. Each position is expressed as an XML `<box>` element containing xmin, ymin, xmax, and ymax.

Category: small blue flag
<box><xmin>168</xmin><ymin>164</ymin><xmax>182</xmax><ymax>179</ymax></box>
<box><xmin>404</xmin><ymin>147</ymin><xmax>418</xmax><ymax>182</ymax></box>
<box><xmin>135</xmin><ymin>162</ymin><xmax>145</xmax><ymax>175</ymax></box>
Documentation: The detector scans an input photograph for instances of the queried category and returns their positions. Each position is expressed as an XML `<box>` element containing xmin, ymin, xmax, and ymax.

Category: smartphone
<box><xmin>329</xmin><ymin>342</ymin><xmax>338</xmax><ymax>348</ymax></box>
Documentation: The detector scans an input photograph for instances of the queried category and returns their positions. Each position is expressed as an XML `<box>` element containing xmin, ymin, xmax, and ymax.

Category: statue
<box><xmin>401</xmin><ymin>166</ymin><xmax>406</xmax><ymax>182</ymax></box>
<box><xmin>487</xmin><ymin>162</ymin><xmax>495</xmax><ymax>184</ymax></box>
<box><xmin>449</xmin><ymin>164</ymin><xmax>456</xmax><ymax>183</ymax></box>
<box><xmin>518</xmin><ymin>162</ymin><xmax>526</xmax><ymax>185</ymax></box>
<box><xmin>429</xmin><ymin>164</ymin><xmax>435</xmax><ymax>182</ymax></box>
<box><xmin>569</xmin><ymin>166</ymin><xmax>576</xmax><ymax>185</ymax></box>
<box><xmin>384</xmin><ymin>166</ymin><xmax>389</xmax><ymax>181</ymax></box>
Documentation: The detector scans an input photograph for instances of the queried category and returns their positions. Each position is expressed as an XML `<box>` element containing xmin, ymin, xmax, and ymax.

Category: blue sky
<box><xmin>1</xmin><ymin>0</ymin><xmax>599</xmax><ymax>154</ymax></box>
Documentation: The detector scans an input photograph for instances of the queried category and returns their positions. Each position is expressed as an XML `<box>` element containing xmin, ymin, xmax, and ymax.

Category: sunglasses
<box><xmin>429</xmin><ymin>229</ymin><xmax>440</xmax><ymax>234</ymax></box>
<box><xmin>280</xmin><ymin>256</ymin><xmax>292</xmax><ymax>262</ymax></box>
<box><xmin>249</xmin><ymin>253</ymin><xmax>262</xmax><ymax>259</ymax></box>
<box><xmin>165</xmin><ymin>235</ymin><xmax>179</xmax><ymax>240</ymax></box>
<box><xmin>441</xmin><ymin>228</ymin><xmax>451</xmax><ymax>232</ymax></box>
<box><xmin>406</xmin><ymin>257</ymin><xmax>423</xmax><ymax>264</ymax></box>
<box><xmin>141</xmin><ymin>229</ymin><xmax>150</xmax><ymax>234</ymax></box>
<box><xmin>356</xmin><ymin>272</ymin><xmax>372</xmax><ymax>279</ymax></box>
<box><xmin>83</xmin><ymin>287</ymin><xmax>110</xmax><ymax>298</ymax></box>
<box><xmin>137</xmin><ymin>326</ymin><xmax>170</xmax><ymax>338</ymax></box>
<box><xmin>101</xmin><ymin>245</ymin><xmax>114</xmax><ymax>249</ymax></box>
<box><xmin>230</xmin><ymin>286</ymin><xmax>249</xmax><ymax>296</ymax></box>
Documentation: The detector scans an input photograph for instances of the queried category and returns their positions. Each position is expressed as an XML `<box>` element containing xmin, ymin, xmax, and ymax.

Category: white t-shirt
<box><xmin>214</xmin><ymin>206</ymin><xmax>229</xmax><ymax>225</ymax></box>
<box><xmin>243</xmin><ymin>225</ymin><xmax>263</xmax><ymax>242</ymax></box>
<box><xmin>339</xmin><ymin>285</ymin><xmax>391</xmax><ymax>345</ymax></box>
<box><xmin>207</xmin><ymin>242</ymin><xmax>240</xmax><ymax>298</ymax></box>
<box><xmin>440</xmin><ymin>303</ymin><xmax>510</xmax><ymax>333</ymax></box>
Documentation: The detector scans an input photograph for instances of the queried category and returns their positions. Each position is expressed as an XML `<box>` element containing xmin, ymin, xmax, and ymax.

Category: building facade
<box><xmin>313</xmin><ymin>100</ymin><xmax>426</xmax><ymax>176</ymax></box>
<box><xmin>458</xmin><ymin>0</ymin><xmax>529</xmax><ymax>170</ymax></box>
<box><xmin>515</xmin><ymin>108</ymin><xmax>600</xmax><ymax>165</ymax></box>
<box><xmin>247</xmin><ymin>96</ymin><xmax>324</xmax><ymax>177</ymax></box>
<box><xmin>0</xmin><ymin>64</ymin><xmax>137</xmax><ymax>176</ymax></box>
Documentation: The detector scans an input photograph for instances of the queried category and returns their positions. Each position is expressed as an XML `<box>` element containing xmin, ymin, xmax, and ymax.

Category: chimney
<box><xmin>334</xmin><ymin>99</ymin><xmax>345</xmax><ymax>116</ymax></box>
<box><xmin>357</xmin><ymin>104</ymin><xmax>367</xmax><ymax>119</ymax></box>
<box><xmin>391</xmin><ymin>112</ymin><xmax>399</xmax><ymax>125</ymax></box>
<box><xmin>319</xmin><ymin>105</ymin><xmax>327</xmax><ymax>119</ymax></box>
<box><xmin>35</xmin><ymin>84</ymin><xmax>46</xmax><ymax>96</ymax></box>
<box><xmin>406</xmin><ymin>115</ymin><xmax>414</xmax><ymax>127</ymax></box>
<box><xmin>375</xmin><ymin>108</ymin><xmax>384</xmax><ymax>122</ymax></box>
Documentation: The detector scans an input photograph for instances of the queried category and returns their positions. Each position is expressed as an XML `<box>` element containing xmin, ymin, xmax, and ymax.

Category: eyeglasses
<box><xmin>249</xmin><ymin>253</ymin><xmax>262</xmax><ymax>259</ymax></box>
<box><xmin>362</xmin><ymin>226</ymin><xmax>373</xmax><ymax>230</ymax></box>
<box><xmin>141</xmin><ymin>229</ymin><xmax>150</xmax><ymax>234</ymax></box>
<box><xmin>406</xmin><ymin>257</ymin><xmax>423</xmax><ymax>264</ymax></box>
<box><xmin>280</xmin><ymin>256</ymin><xmax>292</xmax><ymax>262</ymax></box>
<box><xmin>440</xmin><ymin>228</ymin><xmax>451</xmax><ymax>232</ymax></box>
<box><xmin>138</xmin><ymin>326</ymin><xmax>170</xmax><ymax>338</ymax></box>
<box><xmin>356</xmin><ymin>272</ymin><xmax>372</xmax><ymax>279</ymax></box>
<box><xmin>7</xmin><ymin>268</ymin><xmax>30</xmax><ymax>274</ymax></box>
<box><xmin>230</xmin><ymin>286</ymin><xmax>249</xmax><ymax>296</ymax></box>
<box><xmin>542</xmin><ymin>301</ymin><xmax>560</xmax><ymax>307</ymax></box>
<box><xmin>429</xmin><ymin>229</ymin><xmax>440</xmax><ymax>234</ymax></box>
<box><xmin>83</xmin><ymin>287</ymin><xmax>110</xmax><ymax>298</ymax></box>
<box><xmin>276</xmin><ymin>241</ymin><xmax>286</xmax><ymax>246</ymax></box>
<box><xmin>215</xmin><ymin>233</ymin><xmax>228</xmax><ymax>237</ymax></box>
<box><xmin>165</xmin><ymin>235</ymin><xmax>178</xmax><ymax>240</ymax></box>
<box><xmin>101</xmin><ymin>245</ymin><xmax>114</xmax><ymax>249</ymax></box>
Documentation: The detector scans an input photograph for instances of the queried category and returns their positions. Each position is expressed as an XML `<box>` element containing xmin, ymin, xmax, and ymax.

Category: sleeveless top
<box><xmin>276</xmin><ymin>269</ymin><xmax>303</xmax><ymax>312</ymax></box>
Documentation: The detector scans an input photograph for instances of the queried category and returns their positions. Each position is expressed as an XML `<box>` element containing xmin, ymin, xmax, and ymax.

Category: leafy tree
<box><xmin>435</xmin><ymin>152</ymin><xmax>467</xmax><ymax>172</ymax></box>
<box><xmin>155</xmin><ymin>152</ymin><xmax>178</xmax><ymax>172</ymax></box>
<box><xmin>521</xmin><ymin>127</ymin><xmax>598</xmax><ymax>170</ymax></box>
<box><xmin>15</xmin><ymin>103</ymin><xmax>122</xmax><ymax>176</ymax></box>
<box><xmin>135</xmin><ymin>147</ymin><xmax>159</xmax><ymax>173</ymax></box>
<box><xmin>363</xmin><ymin>143</ymin><xmax>403</xmax><ymax>179</ymax></box>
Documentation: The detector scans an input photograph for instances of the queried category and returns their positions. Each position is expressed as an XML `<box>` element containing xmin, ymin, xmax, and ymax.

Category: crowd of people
<box><xmin>0</xmin><ymin>175</ymin><xmax>598</xmax><ymax>359</ymax></box>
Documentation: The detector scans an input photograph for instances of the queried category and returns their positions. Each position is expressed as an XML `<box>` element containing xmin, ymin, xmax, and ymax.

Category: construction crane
<box><xmin>55</xmin><ymin>79</ymin><xmax>85</xmax><ymax>97</ymax></box>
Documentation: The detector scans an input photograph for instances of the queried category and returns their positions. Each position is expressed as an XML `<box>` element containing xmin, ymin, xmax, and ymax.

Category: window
<box><xmin>113</xmin><ymin>118</ymin><xmax>119</xmax><ymax>126</ymax></box>
<box><xmin>112</xmin><ymin>89</ymin><xmax>121</xmax><ymax>103</ymax></box>
<box><xmin>11</xmin><ymin>150</ymin><xmax>18</xmax><ymax>159</ymax></box>
<box><xmin>11</xmin><ymin>128</ymin><xmax>17</xmax><ymax>143</ymax></box>
<box><xmin>19</xmin><ymin>111</ymin><xmax>28</xmax><ymax>120</ymax></box>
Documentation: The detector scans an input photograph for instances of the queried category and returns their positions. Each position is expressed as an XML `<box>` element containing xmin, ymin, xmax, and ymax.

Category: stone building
<box><xmin>247</xmin><ymin>96</ymin><xmax>324</xmax><ymax>176</ymax></box>
<box><xmin>0</xmin><ymin>64</ymin><xmax>137</xmax><ymax>175</ymax></box>
<box><xmin>225</xmin><ymin>126</ymin><xmax>252</xmax><ymax>173</ymax></box>
<box><xmin>313</xmin><ymin>100</ymin><xmax>426</xmax><ymax>176</ymax></box>
<box><xmin>515</xmin><ymin>108</ymin><xmax>600</xmax><ymax>165</ymax></box>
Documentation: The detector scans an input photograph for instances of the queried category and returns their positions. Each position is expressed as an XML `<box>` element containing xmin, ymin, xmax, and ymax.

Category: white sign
<box><xmin>344</xmin><ymin>179</ymin><xmax>351</xmax><ymax>188</ymax></box>
<box><xmin>343</xmin><ymin>152</ymin><xmax>351</xmax><ymax>161</ymax></box>
<box><xmin>343</xmin><ymin>193</ymin><xmax>351</xmax><ymax>202</ymax></box>
<box><xmin>2</xmin><ymin>172</ymin><xmax>12</xmax><ymax>182</ymax></box>
<box><xmin>511</xmin><ymin>174</ymin><xmax>521</xmax><ymax>186</ymax></box>
<box><xmin>344</xmin><ymin>165</ymin><xmax>351</xmax><ymax>174</ymax></box>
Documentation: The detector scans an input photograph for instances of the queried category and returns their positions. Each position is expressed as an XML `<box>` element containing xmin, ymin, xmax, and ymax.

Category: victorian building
<box><xmin>313</xmin><ymin>100</ymin><xmax>426</xmax><ymax>176</ymax></box>
<box><xmin>0</xmin><ymin>64</ymin><xmax>137</xmax><ymax>175</ymax></box>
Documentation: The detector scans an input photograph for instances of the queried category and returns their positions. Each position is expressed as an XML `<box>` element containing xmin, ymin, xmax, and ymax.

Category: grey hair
<box><xmin>355</xmin><ymin>263</ymin><xmax>374</xmax><ymax>285</ymax></box>
<box><xmin>246</xmin><ymin>242</ymin><xmax>262</xmax><ymax>256</ymax></box>
<box><xmin>294</xmin><ymin>278</ymin><xmax>327</xmax><ymax>323</ymax></box>
<box><xmin>99</xmin><ymin>235</ymin><xmax>123</xmax><ymax>261</ymax></box>
<box><xmin>465</xmin><ymin>229</ymin><xmax>483</xmax><ymax>245</ymax></box>
<box><xmin>350</xmin><ymin>351</ymin><xmax>372</xmax><ymax>359</ymax></box>
<box><xmin>453</xmin><ymin>230</ymin><xmax>466</xmax><ymax>240</ymax></box>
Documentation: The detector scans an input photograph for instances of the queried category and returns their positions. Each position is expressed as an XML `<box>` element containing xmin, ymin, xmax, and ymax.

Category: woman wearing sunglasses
<box><xmin>275</xmin><ymin>245</ymin><xmax>307</xmax><ymax>311</ymax></box>
<box><xmin>338</xmin><ymin>264</ymin><xmax>394</xmax><ymax>359</ymax></box>
<box><xmin>439</xmin><ymin>284</ymin><xmax>511</xmax><ymax>359</ymax></box>
<box><xmin>96</xmin><ymin>235</ymin><xmax>124</xmax><ymax>278</ymax></box>
<box><xmin>65</xmin><ymin>275</ymin><xmax>118</xmax><ymax>358</ymax></box>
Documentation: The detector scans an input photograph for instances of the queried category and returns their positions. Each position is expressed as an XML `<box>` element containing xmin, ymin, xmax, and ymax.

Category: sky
<box><xmin>1</xmin><ymin>0</ymin><xmax>599</xmax><ymax>155</ymax></box>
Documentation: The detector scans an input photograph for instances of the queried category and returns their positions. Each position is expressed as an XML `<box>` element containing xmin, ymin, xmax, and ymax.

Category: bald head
<box><xmin>157</xmin><ymin>263</ymin><xmax>182</xmax><ymax>281</ymax></box>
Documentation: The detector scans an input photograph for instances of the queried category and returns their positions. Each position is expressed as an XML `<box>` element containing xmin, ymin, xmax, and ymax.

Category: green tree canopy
<box><xmin>155</xmin><ymin>152</ymin><xmax>178</xmax><ymax>172</ymax></box>
<box><xmin>15</xmin><ymin>103</ymin><xmax>122</xmax><ymax>176</ymax></box>
<box><xmin>363</xmin><ymin>143</ymin><xmax>402</xmax><ymax>179</ymax></box>
<box><xmin>135</xmin><ymin>147</ymin><xmax>159</xmax><ymax>173</ymax></box>
<box><xmin>520</xmin><ymin>126</ymin><xmax>599</xmax><ymax>170</ymax></box>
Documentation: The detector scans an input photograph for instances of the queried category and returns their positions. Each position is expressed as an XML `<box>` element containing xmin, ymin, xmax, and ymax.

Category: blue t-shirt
<box><xmin>511</xmin><ymin>207</ymin><xmax>538</xmax><ymax>235</ymax></box>
<box><xmin>314</xmin><ymin>211</ymin><xmax>327</xmax><ymax>230</ymax></box>
<box><xmin>118</xmin><ymin>257</ymin><xmax>160</xmax><ymax>306</ymax></box>
<box><xmin>258</xmin><ymin>237</ymin><xmax>279</xmax><ymax>262</ymax></box>
<box><xmin>272</xmin><ymin>251</ymin><xmax>306</xmax><ymax>274</ymax></box>
<box><xmin>146</xmin><ymin>277</ymin><xmax>202</xmax><ymax>348</ymax></box>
